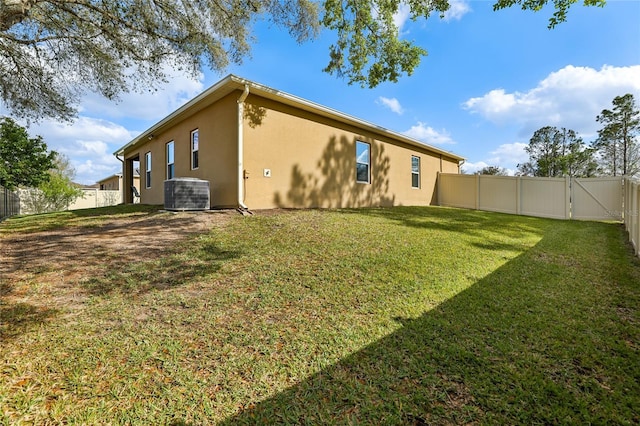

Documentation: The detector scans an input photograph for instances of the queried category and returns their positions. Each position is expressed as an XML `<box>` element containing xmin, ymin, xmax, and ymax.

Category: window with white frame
<box><xmin>166</xmin><ymin>141</ymin><xmax>175</xmax><ymax>179</ymax></box>
<box><xmin>356</xmin><ymin>141</ymin><xmax>370</xmax><ymax>184</ymax></box>
<box><xmin>145</xmin><ymin>151</ymin><xmax>151</xmax><ymax>189</ymax></box>
<box><xmin>411</xmin><ymin>155</ymin><xmax>420</xmax><ymax>189</ymax></box>
<box><xmin>191</xmin><ymin>129</ymin><xmax>199</xmax><ymax>170</ymax></box>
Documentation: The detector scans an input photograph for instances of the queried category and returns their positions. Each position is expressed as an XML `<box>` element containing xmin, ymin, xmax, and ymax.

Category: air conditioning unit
<box><xmin>164</xmin><ymin>178</ymin><xmax>210</xmax><ymax>211</ymax></box>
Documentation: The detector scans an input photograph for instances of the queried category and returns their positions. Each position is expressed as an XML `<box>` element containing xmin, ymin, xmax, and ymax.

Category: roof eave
<box><xmin>114</xmin><ymin>75</ymin><xmax>465</xmax><ymax>162</ymax></box>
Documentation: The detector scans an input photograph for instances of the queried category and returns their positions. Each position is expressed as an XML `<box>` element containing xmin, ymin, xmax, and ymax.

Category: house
<box><xmin>114</xmin><ymin>75</ymin><xmax>464</xmax><ymax>210</ymax></box>
<box><xmin>96</xmin><ymin>172</ymin><xmax>140</xmax><ymax>192</ymax></box>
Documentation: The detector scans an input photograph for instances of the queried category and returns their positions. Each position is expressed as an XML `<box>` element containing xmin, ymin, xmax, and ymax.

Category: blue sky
<box><xmin>22</xmin><ymin>0</ymin><xmax>640</xmax><ymax>184</ymax></box>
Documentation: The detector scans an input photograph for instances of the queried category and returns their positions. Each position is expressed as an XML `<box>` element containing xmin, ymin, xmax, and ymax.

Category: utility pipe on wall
<box><xmin>237</xmin><ymin>84</ymin><xmax>250</xmax><ymax>210</ymax></box>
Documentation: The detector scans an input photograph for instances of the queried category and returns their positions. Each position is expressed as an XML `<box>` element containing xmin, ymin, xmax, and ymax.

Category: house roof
<box><xmin>96</xmin><ymin>171</ymin><xmax>139</xmax><ymax>185</ymax></box>
<box><xmin>114</xmin><ymin>75</ymin><xmax>465</xmax><ymax>162</ymax></box>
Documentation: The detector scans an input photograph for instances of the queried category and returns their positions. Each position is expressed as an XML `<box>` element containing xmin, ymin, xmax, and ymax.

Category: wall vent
<box><xmin>164</xmin><ymin>178</ymin><xmax>210</xmax><ymax>211</ymax></box>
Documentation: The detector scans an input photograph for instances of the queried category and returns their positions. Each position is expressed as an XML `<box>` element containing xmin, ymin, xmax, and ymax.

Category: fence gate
<box><xmin>571</xmin><ymin>177</ymin><xmax>623</xmax><ymax>221</ymax></box>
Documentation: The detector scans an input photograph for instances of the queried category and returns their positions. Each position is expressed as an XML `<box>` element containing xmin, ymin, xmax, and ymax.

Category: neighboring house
<box><xmin>97</xmin><ymin>172</ymin><xmax>140</xmax><ymax>192</ymax></box>
<box><xmin>114</xmin><ymin>75</ymin><xmax>464</xmax><ymax>210</ymax></box>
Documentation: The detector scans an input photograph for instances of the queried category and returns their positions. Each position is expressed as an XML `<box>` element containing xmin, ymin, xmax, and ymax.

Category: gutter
<box><xmin>237</xmin><ymin>84</ymin><xmax>250</xmax><ymax>210</ymax></box>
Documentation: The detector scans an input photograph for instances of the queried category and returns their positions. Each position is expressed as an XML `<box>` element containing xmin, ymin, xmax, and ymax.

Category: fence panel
<box><xmin>478</xmin><ymin>175</ymin><xmax>518</xmax><ymax>214</ymax></box>
<box><xmin>438</xmin><ymin>173</ymin><xmax>477</xmax><ymax>209</ymax></box>
<box><xmin>572</xmin><ymin>177</ymin><xmax>623</xmax><ymax>221</ymax></box>
<box><xmin>63</xmin><ymin>189</ymin><xmax>122</xmax><ymax>210</ymax></box>
<box><xmin>438</xmin><ymin>174</ymin><xmax>570</xmax><ymax>219</ymax></box>
<box><xmin>19</xmin><ymin>189</ymin><xmax>122</xmax><ymax>214</ymax></box>
<box><xmin>1</xmin><ymin>185</ymin><xmax>20</xmax><ymax>220</ymax></box>
<box><xmin>624</xmin><ymin>178</ymin><xmax>639</xmax><ymax>258</ymax></box>
<box><xmin>520</xmin><ymin>176</ymin><xmax>570</xmax><ymax>219</ymax></box>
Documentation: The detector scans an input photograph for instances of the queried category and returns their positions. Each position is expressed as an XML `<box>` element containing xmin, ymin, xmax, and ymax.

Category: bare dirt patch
<box><xmin>0</xmin><ymin>210</ymin><xmax>237</xmax><ymax>311</ymax></box>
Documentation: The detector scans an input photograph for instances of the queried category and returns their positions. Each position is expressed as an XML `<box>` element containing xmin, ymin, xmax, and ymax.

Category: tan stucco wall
<box><xmin>121</xmin><ymin>89</ymin><xmax>460</xmax><ymax>209</ymax></box>
<box><xmin>97</xmin><ymin>176</ymin><xmax>140</xmax><ymax>191</ymax></box>
<box><xmin>123</xmin><ymin>94</ymin><xmax>239</xmax><ymax>207</ymax></box>
<box><xmin>98</xmin><ymin>175</ymin><xmax>120</xmax><ymax>190</ymax></box>
<box><xmin>242</xmin><ymin>95</ymin><xmax>460</xmax><ymax>209</ymax></box>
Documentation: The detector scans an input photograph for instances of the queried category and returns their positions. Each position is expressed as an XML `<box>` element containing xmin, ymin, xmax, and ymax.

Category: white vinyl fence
<box><xmin>624</xmin><ymin>177</ymin><xmax>640</xmax><ymax>258</ymax></box>
<box><xmin>438</xmin><ymin>173</ymin><xmax>640</xmax><ymax>258</ymax></box>
<box><xmin>437</xmin><ymin>173</ymin><xmax>623</xmax><ymax>220</ymax></box>
<box><xmin>19</xmin><ymin>189</ymin><xmax>122</xmax><ymax>214</ymax></box>
<box><xmin>69</xmin><ymin>189</ymin><xmax>122</xmax><ymax>210</ymax></box>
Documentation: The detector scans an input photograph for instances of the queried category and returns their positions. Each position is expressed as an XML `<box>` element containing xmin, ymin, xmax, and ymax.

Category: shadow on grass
<box><xmin>0</xmin><ymin>302</ymin><xmax>58</xmax><ymax>340</ymax></box>
<box><xmin>219</xmin><ymin>221</ymin><xmax>639</xmax><ymax>425</ymax></box>
<box><xmin>0</xmin><ymin>204</ymin><xmax>162</xmax><ymax>234</ymax></box>
<box><xmin>343</xmin><ymin>205</ymin><xmax>549</xmax><ymax>238</ymax></box>
<box><xmin>81</xmin><ymin>241</ymin><xmax>240</xmax><ymax>296</ymax></box>
<box><xmin>0</xmin><ymin>206</ymin><xmax>240</xmax><ymax>339</ymax></box>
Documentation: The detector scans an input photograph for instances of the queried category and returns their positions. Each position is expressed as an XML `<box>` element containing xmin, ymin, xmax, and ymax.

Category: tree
<box><xmin>21</xmin><ymin>154</ymin><xmax>83</xmax><ymax>213</ymax></box>
<box><xmin>477</xmin><ymin>166</ymin><xmax>508</xmax><ymax>176</ymax></box>
<box><xmin>517</xmin><ymin>126</ymin><xmax>596</xmax><ymax>177</ymax></box>
<box><xmin>0</xmin><ymin>117</ymin><xmax>56</xmax><ymax>189</ymax></box>
<box><xmin>0</xmin><ymin>0</ymin><xmax>606</xmax><ymax>121</ymax></box>
<box><xmin>593</xmin><ymin>94</ymin><xmax>640</xmax><ymax>177</ymax></box>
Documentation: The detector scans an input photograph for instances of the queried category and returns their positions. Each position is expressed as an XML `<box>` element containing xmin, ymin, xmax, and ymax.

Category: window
<box><xmin>145</xmin><ymin>151</ymin><xmax>151</xmax><ymax>189</ymax></box>
<box><xmin>166</xmin><ymin>141</ymin><xmax>175</xmax><ymax>179</ymax></box>
<box><xmin>191</xmin><ymin>129</ymin><xmax>199</xmax><ymax>170</ymax></box>
<box><xmin>356</xmin><ymin>141</ymin><xmax>370</xmax><ymax>184</ymax></box>
<box><xmin>411</xmin><ymin>156</ymin><xmax>420</xmax><ymax>188</ymax></box>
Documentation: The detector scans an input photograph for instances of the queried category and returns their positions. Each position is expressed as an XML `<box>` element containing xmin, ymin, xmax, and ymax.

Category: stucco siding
<box><xmin>242</xmin><ymin>95</ymin><xmax>459</xmax><ymax>209</ymax></box>
<box><xmin>117</xmin><ymin>76</ymin><xmax>463</xmax><ymax>210</ymax></box>
<box><xmin>124</xmin><ymin>94</ymin><xmax>239</xmax><ymax>207</ymax></box>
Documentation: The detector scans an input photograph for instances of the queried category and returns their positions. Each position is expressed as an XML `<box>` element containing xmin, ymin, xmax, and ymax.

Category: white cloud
<box><xmin>393</xmin><ymin>3</ymin><xmax>411</xmax><ymax>32</ymax></box>
<box><xmin>443</xmin><ymin>0</ymin><xmax>471</xmax><ymax>22</ymax></box>
<box><xmin>404</xmin><ymin>122</ymin><xmax>455</xmax><ymax>145</ymax></box>
<box><xmin>485</xmin><ymin>142</ymin><xmax>529</xmax><ymax>167</ymax></box>
<box><xmin>377</xmin><ymin>96</ymin><xmax>404</xmax><ymax>114</ymax></box>
<box><xmin>80</xmin><ymin>68</ymin><xmax>205</xmax><ymax>121</ymax></box>
<box><xmin>463</xmin><ymin>142</ymin><xmax>528</xmax><ymax>175</ymax></box>
<box><xmin>28</xmin><ymin>117</ymin><xmax>137</xmax><ymax>185</ymax></box>
<box><xmin>460</xmin><ymin>161</ymin><xmax>488</xmax><ymax>174</ymax></box>
<box><xmin>464</xmin><ymin>65</ymin><xmax>640</xmax><ymax>138</ymax></box>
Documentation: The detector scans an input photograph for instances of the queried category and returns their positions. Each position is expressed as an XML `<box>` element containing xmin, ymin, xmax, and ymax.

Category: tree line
<box><xmin>478</xmin><ymin>93</ymin><xmax>640</xmax><ymax>178</ymax></box>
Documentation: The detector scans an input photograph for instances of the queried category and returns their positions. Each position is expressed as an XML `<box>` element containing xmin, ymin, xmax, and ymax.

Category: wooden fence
<box><xmin>437</xmin><ymin>173</ymin><xmax>639</xmax><ymax>258</ymax></box>
<box><xmin>1</xmin><ymin>185</ymin><xmax>20</xmax><ymax>221</ymax></box>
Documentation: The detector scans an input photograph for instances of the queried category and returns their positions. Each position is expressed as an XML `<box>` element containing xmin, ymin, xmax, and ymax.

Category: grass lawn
<box><xmin>1</xmin><ymin>205</ymin><xmax>638</xmax><ymax>424</ymax></box>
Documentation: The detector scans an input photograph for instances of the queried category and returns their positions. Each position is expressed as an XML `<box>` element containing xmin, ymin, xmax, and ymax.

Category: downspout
<box><xmin>237</xmin><ymin>84</ymin><xmax>250</xmax><ymax>210</ymax></box>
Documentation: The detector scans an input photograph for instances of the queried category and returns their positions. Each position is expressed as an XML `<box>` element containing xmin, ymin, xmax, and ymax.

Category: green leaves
<box><xmin>594</xmin><ymin>93</ymin><xmax>640</xmax><ymax>177</ymax></box>
<box><xmin>518</xmin><ymin>126</ymin><xmax>596</xmax><ymax>177</ymax></box>
<box><xmin>0</xmin><ymin>117</ymin><xmax>56</xmax><ymax>190</ymax></box>
<box><xmin>493</xmin><ymin>0</ymin><xmax>606</xmax><ymax>29</ymax></box>
<box><xmin>0</xmin><ymin>0</ymin><xmax>610</xmax><ymax>119</ymax></box>
<box><xmin>322</xmin><ymin>0</ymin><xmax>441</xmax><ymax>88</ymax></box>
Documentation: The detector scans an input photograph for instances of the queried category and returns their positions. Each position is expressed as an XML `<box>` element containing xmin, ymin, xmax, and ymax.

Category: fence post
<box><xmin>634</xmin><ymin>182</ymin><xmax>639</xmax><ymax>258</ymax></box>
<box><xmin>475</xmin><ymin>174</ymin><xmax>480</xmax><ymax>210</ymax></box>
<box><xmin>516</xmin><ymin>176</ymin><xmax>521</xmax><ymax>215</ymax></box>
<box><xmin>566</xmin><ymin>176</ymin><xmax>571</xmax><ymax>220</ymax></box>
